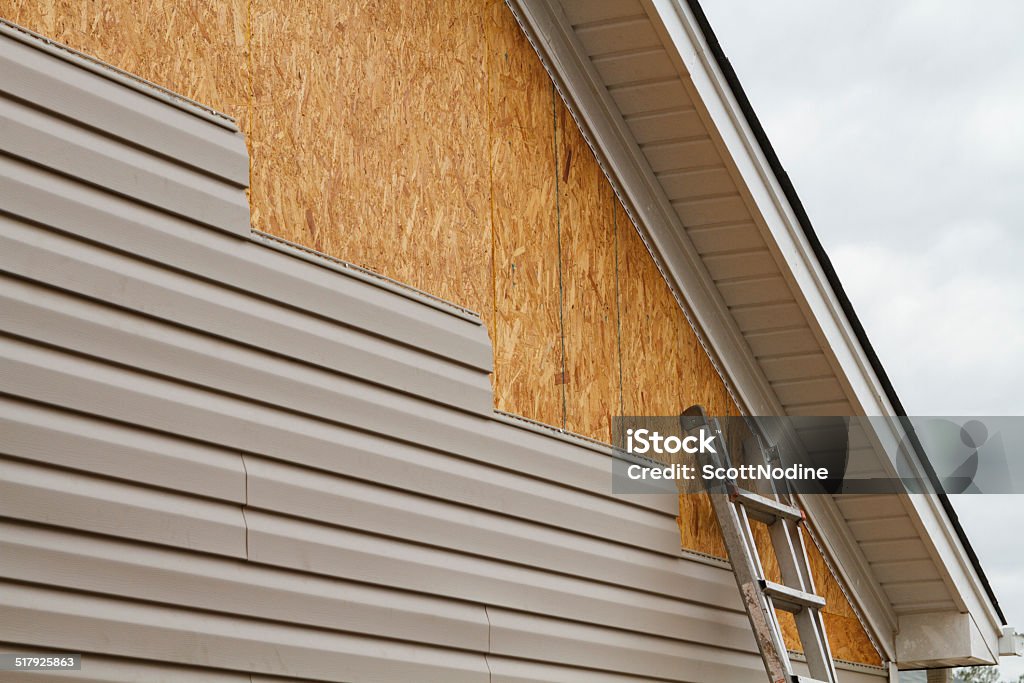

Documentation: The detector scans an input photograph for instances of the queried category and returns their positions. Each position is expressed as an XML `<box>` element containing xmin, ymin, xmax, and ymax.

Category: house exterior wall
<box><xmin>0</xmin><ymin>0</ymin><xmax>747</xmax><ymax>562</ymax></box>
<box><xmin>0</xmin><ymin>0</ymin><xmax>737</xmax><ymax>445</ymax></box>
<box><xmin>0</xmin><ymin>1</ymin><xmax>882</xmax><ymax>671</ymax></box>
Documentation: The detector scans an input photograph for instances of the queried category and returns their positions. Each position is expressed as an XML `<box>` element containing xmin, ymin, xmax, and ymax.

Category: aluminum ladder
<box><xmin>680</xmin><ymin>405</ymin><xmax>838</xmax><ymax>683</ymax></box>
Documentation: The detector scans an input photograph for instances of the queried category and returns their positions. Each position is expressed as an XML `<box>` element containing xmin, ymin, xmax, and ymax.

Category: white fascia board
<box><xmin>645</xmin><ymin>0</ymin><xmax>1002</xmax><ymax>640</ymax></box>
<box><xmin>505</xmin><ymin>0</ymin><xmax>898</xmax><ymax>658</ymax></box>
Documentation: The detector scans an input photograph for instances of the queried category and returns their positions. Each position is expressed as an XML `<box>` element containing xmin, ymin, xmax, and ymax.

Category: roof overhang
<box><xmin>506</xmin><ymin>0</ymin><xmax>1005</xmax><ymax>668</ymax></box>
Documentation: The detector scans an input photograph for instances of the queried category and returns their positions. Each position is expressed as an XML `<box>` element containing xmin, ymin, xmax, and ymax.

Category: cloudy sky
<box><xmin>698</xmin><ymin>0</ymin><xmax>1024</xmax><ymax>676</ymax></box>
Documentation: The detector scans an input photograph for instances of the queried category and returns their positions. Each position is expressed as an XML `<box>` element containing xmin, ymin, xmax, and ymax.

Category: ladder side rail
<box><xmin>744</xmin><ymin>429</ymin><xmax>837</xmax><ymax>682</ymax></box>
<box><xmin>707</xmin><ymin>487</ymin><xmax>795</xmax><ymax>683</ymax></box>
<box><xmin>755</xmin><ymin>426</ymin><xmax>838</xmax><ymax>683</ymax></box>
<box><xmin>776</xmin><ymin>518</ymin><xmax>838</xmax><ymax>683</ymax></box>
<box><xmin>684</xmin><ymin>408</ymin><xmax>797</xmax><ymax>683</ymax></box>
<box><xmin>751</xmin><ymin>421</ymin><xmax>839</xmax><ymax>683</ymax></box>
<box><xmin>684</xmin><ymin>405</ymin><xmax>840</xmax><ymax>683</ymax></box>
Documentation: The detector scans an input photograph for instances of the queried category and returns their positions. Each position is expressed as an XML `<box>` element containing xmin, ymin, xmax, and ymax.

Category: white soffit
<box><xmin>504</xmin><ymin>0</ymin><xmax>1003</xmax><ymax>663</ymax></box>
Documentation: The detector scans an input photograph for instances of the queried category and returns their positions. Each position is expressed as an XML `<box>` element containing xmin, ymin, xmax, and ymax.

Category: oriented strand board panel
<box><xmin>247</xmin><ymin>0</ymin><xmax>493</xmax><ymax>318</ymax></box>
<box><xmin>617</xmin><ymin>200</ymin><xmax>726</xmax><ymax>556</ymax></box>
<box><xmin>487</xmin><ymin>0</ymin><xmax>563</xmax><ymax>427</ymax></box>
<box><xmin>0</xmin><ymin>0</ymin><xmax>249</xmax><ymax>124</ymax></box>
<box><xmin>556</xmin><ymin>101</ymin><xmax>619</xmax><ymax>441</ymax></box>
<box><xmin>806</xmin><ymin>528</ymin><xmax>882</xmax><ymax>665</ymax></box>
<box><xmin>617</xmin><ymin>202</ymin><xmax>696</xmax><ymax>420</ymax></box>
<box><xmin>697</xmin><ymin>516</ymin><xmax>880</xmax><ymax>664</ymax></box>
<box><xmin>0</xmin><ymin>0</ymin><xmax>492</xmax><ymax>317</ymax></box>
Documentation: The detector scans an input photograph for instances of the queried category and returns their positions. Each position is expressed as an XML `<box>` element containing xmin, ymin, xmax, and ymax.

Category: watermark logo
<box><xmin>625</xmin><ymin>427</ymin><xmax>716</xmax><ymax>455</ymax></box>
<box><xmin>898</xmin><ymin>418</ymin><xmax>1015</xmax><ymax>494</ymax></box>
<box><xmin>611</xmin><ymin>415</ymin><xmax>1024</xmax><ymax>495</ymax></box>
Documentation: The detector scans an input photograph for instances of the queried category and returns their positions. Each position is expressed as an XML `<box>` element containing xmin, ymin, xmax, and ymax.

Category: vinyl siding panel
<box><xmin>0</xmin><ymin>458</ymin><xmax>246</xmax><ymax>557</ymax></box>
<box><xmin>0</xmin><ymin>28</ymin><xmax>248</xmax><ymax>234</ymax></box>
<box><xmin>0</xmin><ymin>583</ymin><xmax>490</xmax><ymax>683</ymax></box>
<box><xmin>0</xmin><ymin>26</ymin><xmax>887</xmax><ymax>682</ymax></box>
<box><xmin>0</xmin><ymin>522</ymin><xmax>488</xmax><ymax>651</ymax></box>
<box><xmin>0</xmin><ymin>29</ymin><xmax>246</xmax><ymax>184</ymax></box>
<box><xmin>0</xmin><ymin>397</ymin><xmax>245</xmax><ymax>501</ymax></box>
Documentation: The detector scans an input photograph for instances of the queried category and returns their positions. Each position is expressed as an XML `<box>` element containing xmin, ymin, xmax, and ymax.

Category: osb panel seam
<box><xmin>613</xmin><ymin>190</ymin><xmax>625</xmax><ymax>418</ymax></box>
<box><xmin>488</xmin><ymin>0</ymin><xmax>562</xmax><ymax>427</ymax></box>
<box><xmin>557</xmin><ymin>98</ymin><xmax>618</xmax><ymax>442</ymax></box>
<box><xmin>551</xmin><ymin>81</ymin><xmax>568</xmax><ymax>430</ymax></box>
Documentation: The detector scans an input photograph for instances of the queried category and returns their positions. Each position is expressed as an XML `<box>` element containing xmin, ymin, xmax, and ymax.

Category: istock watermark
<box><xmin>610</xmin><ymin>415</ymin><xmax>1024</xmax><ymax>496</ymax></box>
<box><xmin>622</xmin><ymin>426</ymin><xmax>829</xmax><ymax>484</ymax></box>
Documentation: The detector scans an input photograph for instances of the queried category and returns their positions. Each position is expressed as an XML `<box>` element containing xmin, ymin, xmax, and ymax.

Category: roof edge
<box><xmin>681</xmin><ymin>0</ymin><xmax>1005</xmax><ymax>626</ymax></box>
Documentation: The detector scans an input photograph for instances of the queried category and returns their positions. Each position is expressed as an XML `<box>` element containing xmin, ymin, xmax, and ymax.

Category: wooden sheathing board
<box><xmin>486</xmin><ymin>1</ymin><xmax>563</xmax><ymax>427</ymax></box>
<box><xmin>806</xmin><ymin>528</ymin><xmax>884</xmax><ymax>665</ymax></box>
<box><xmin>711</xmin><ymin>518</ymin><xmax>881</xmax><ymax>664</ymax></box>
<box><xmin>246</xmin><ymin>0</ymin><xmax>494</xmax><ymax>318</ymax></box>
<box><xmin>615</xmin><ymin>198</ymin><xmax>733</xmax><ymax>561</ymax></box>
<box><xmin>1</xmin><ymin>0</ymin><xmax>882</xmax><ymax>667</ymax></box>
<box><xmin>617</xmin><ymin>199</ymin><xmax>698</xmax><ymax>421</ymax></box>
<box><xmin>556</xmin><ymin>100</ymin><xmax>619</xmax><ymax>441</ymax></box>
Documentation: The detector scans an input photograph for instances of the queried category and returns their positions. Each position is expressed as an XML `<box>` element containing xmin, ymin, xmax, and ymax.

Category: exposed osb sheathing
<box><xmin>617</xmin><ymin>201</ymin><xmax>707</xmax><ymax>420</ymax></box>
<box><xmin>556</xmin><ymin>101</ymin><xmax>619</xmax><ymax>441</ymax></box>
<box><xmin>2</xmin><ymin>0</ymin><xmax>879</xmax><ymax>665</ymax></box>
<box><xmin>807</xmin><ymin>528</ymin><xmax>884</xmax><ymax>665</ymax></box>
<box><xmin>487</xmin><ymin>1</ymin><xmax>562</xmax><ymax>428</ymax></box>
<box><xmin>616</xmin><ymin>198</ymin><xmax>730</xmax><ymax>558</ymax></box>
<box><xmin>247</xmin><ymin>0</ymin><xmax>493</xmax><ymax>317</ymax></box>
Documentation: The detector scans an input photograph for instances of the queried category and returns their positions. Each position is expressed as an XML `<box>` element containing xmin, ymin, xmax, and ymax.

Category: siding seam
<box><xmin>484</xmin><ymin>604</ymin><xmax>493</xmax><ymax>683</ymax></box>
<box><xmin>240</xmin><ymin>452</ymin><xmax>250</xmax><ymax>560</ymax></box>
<box><xmin>613</xmin><ymin>187</ymin><xmax>625</xmax><ymax>417</ymax></box>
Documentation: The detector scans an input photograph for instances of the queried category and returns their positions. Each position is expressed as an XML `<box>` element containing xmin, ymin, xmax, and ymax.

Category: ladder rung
<box><xmin>792</xmin><ymin>677</ymin><xmax>830</xmax><ymax>683</ymax></box>
<box><xmin>759</xmin><ymin>579</ymin><xmax>826</xmax><ymax>613</ymax></box>
<box><xmin>728</xmin><ymin>488</ymin><xmax>803</xmax><ymax>524</ymax></box>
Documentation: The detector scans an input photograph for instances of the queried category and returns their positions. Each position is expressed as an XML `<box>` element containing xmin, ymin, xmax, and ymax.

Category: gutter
<box><xmin>682</xmin><ymin>0</ymin><xmax>1006</xmax><ymax>625</ymax></box>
